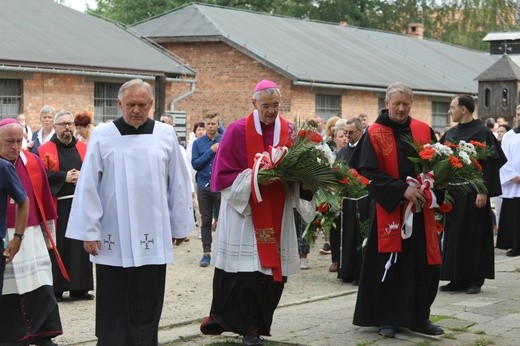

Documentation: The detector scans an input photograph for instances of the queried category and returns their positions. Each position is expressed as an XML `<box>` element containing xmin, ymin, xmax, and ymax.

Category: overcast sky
<box><xmin>61</xmin><ymin>0</ymin><xmax>97</xmax><ymax>12</ymax></box>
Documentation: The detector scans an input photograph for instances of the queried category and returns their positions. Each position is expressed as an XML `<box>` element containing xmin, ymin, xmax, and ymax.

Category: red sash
<box><xmin>245</xmin><ymin>113</ymin><xmax>290</xmax><ymax>282</ymax></box>
<box><xmin>38</xmin><ymin>140</ymin><xmax>86</xmax><ymax>209</ymax></box>
<box><xmin>368</xmin><ymin>119</ymin><xmax>441</xmax><ymax>265</ymax></box>
<box><xmin>23</xmin><ymin>150</ymin><xmax>70</xmax><ymax>281</ymax></box>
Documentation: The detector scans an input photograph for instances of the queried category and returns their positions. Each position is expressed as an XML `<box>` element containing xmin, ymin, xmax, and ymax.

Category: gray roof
<box><xmin>0</xmin><ymin>0</ymin><xmax>194</xmax><ymax>78</ymax></box>
<box><xmin>476</xmin><ymin>54</ymin><xmax>520</xmax><ymax>81</ymax></box>
<box><xmin>132</xmin><ymin>4</ymin><xmax>497</xmax><ymax>95</ymax></box>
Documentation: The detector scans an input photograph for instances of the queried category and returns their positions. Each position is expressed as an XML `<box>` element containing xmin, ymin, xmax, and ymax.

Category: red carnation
<box><xmin>317</xmin><ymin>203</ymin><xmax>330</xmax><ymax>213</ymax></box>
<box><xmin>471</xmin><ymin>158</ymin><xmax>482</xmax><ymax>171</ymax></box>
<box><xmin>469</xmin><ymin>140</ymin><xmax>486</xmax><ymax>148</ymax></box>
<box><xmin>449</xmin><ymin>155</ymin><xmax>462</xmax><ymax>169</ymax></box>
<box><xmin>298</xmin><ymin>129</ymin><xmax>323</xmax><ymax>143</ymax></box>
<box><xmin>439</xmin><ymin>202</ymin><xmax>453</xmax><ymax>214</ymax></box>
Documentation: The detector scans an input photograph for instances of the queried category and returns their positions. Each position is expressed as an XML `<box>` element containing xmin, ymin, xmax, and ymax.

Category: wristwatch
<box><xmin>13</xmin><ymin>233</ymin><xmax>24</xmax><ymax>240</ymax></box>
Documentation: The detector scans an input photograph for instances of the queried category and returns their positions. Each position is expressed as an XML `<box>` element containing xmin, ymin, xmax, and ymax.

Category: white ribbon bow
<box><xmin>401</xmin><ymin>171</ymin><xmax>438</xmax><ymax>239</ymax></box>
<box><xmin>251</xmin><ymin>146</ymin><xmax>289</xmax><ymax>203</ymax></box>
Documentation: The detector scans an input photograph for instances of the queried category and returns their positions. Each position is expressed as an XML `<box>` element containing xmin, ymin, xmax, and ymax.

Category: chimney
<box><xmin>407</xmin><ymin>23</ymin><xmax>424</xmax><ymax>39</ymax></box>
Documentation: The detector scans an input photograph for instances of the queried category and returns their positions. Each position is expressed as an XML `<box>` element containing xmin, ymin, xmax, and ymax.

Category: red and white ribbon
<box><xmin>251</xmin><ymin>146</ymin><xmax>288</xmax><ymax>203</ymax></box>
<box><xmin>401</xmin><ymin>171</ymin><xmax>438</xmax><ymax>239</ymax></box>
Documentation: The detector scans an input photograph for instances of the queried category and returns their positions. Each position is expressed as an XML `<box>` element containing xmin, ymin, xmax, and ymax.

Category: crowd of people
<box><xmin>0</xmin><ymin>78</ymin><xmax>519</xmax><ymax>346</ymax></box>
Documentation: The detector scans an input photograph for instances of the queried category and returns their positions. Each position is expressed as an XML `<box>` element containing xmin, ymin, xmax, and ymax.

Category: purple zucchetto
<box><xmin>0</xmin><ymin>118</ymin><xmax>21</xmax><ymax>127</ymax></box>
<box><xmin>254</xmin><ymin>79</ymin><xmax>278</xmax><ymax>92</ymax></box>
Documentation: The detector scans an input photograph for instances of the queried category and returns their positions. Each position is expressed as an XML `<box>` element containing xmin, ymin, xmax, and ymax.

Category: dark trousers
<box><xmin>197</xmin><ymin>188</ymin><xmax>221</xmax><ymax>253</ymax></box>
<box><xmin>0</xmin><ymin>241</ymin><xmax>4</xmax><ymax>306</ymax></box>
<box><xmin>95</xmin><ymin>264</ymin><xmax>166</xmax><ymax>346</ymax></box>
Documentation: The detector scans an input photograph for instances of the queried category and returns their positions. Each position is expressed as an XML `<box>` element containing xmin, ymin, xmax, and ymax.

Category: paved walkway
<box><xmin>54</xmin><ymin>231</ymin><xmax>520</xmax><ymax>345</ymax></box>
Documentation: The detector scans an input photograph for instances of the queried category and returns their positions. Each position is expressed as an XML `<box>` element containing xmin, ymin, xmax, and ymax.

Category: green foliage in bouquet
<box><xmin>406</xmin><ymin>136</ymin><xmax>492</xmax><ymax>196</ymax></box>
<box><xmin>257</xmin><ymin>128</ymin><xmax>340</xmax><ymax>196</ymax></box>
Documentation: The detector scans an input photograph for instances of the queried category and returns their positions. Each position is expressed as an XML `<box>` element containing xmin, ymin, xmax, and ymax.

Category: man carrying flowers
<box><xmin>352</xmin><ymin>82</ymin><xmax>445</xmax><ymax>338</ymax></box>
<box><xmin>439</xmin><ymin>95</ymin><xmax>506</xmax><ymax>294</ymax></box>
<box><xmin>199</xmin><ymin>80</ymin><xmax>316</xmax><ymax>346</ymax></box>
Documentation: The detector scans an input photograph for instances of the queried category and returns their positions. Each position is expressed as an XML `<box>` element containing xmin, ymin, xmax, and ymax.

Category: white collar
<box><xmin>253</xmin><ymin>109</ymin><xmax>281</xmax><ymax>146</ymax></box>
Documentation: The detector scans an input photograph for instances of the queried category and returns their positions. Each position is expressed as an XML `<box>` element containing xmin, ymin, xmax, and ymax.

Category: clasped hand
<box><xmin>404</xmin><ymin>186</ymin><xmax>426</xmax><ymax>210</ymax></box>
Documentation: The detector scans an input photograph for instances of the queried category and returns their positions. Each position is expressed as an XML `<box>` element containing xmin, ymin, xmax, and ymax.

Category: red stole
<box><xmin>39</xmin><ymin>140</ymin><xmax>87</xmax><ymax>172</ymax></box>
<box><xmin>245</xmin><ymin>113</ymin><xmax>290</xmax><ymax>282</ymax></box>
<box><xmin>367</xmin><ymin>119</ymin><xmax>441</xmax><ymax>265</ymax></box>
<box><xmin>23</xmin><ymin>149</ymin><xmax>70</xmax><ymax>281</ymax></box>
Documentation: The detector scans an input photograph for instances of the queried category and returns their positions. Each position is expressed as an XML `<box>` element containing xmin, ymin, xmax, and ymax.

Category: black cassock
<box><xmin>46</xmin><ymin>136</ymin><xmax>93</xmax><ymax>295</ymax></box>
<box><xmin>351</xmin><ymin>111</ymin><xmax>441</xmax><ymax>328</ymax></box>
<box><xmin>440</xmin><ymin>119</ymin><xmax>506</xmax><ymax>286</ymax></box>
<box><xmin>336</xmin><ymin>145</ymin><xmax>370</xmax><ymax>284</ymax></box>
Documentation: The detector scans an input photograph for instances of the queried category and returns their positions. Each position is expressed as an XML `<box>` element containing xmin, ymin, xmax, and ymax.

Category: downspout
<box><xmin>169</xmin><ymin>79</ymin><xmax>196</xmax><ymax>111</ymax></box>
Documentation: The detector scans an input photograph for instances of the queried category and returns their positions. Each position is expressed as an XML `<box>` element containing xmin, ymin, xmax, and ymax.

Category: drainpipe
<box><xmin>169</xmin><ymin>79</ymin><xmax>196</xmax><ymax>111</ymax></box>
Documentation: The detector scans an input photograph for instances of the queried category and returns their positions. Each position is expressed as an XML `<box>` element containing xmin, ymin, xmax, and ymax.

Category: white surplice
<box><xmin>212</xmin><ymin>169</ymin><xmax>316</xmax><ymax>277</ymax></box>
<box><xmin>66</xmin><ymin>121</ymin><xmax>194</xmax><ymax>267</ymax></box>
<box><xmin>3</xmin><ymin>225</ymin><xmax>53</xmax><ymax>295</ymax></box>
<box><xmin>500</xmin><ymin>130</ymin><xmax>520</xmax><ymax>198</ymax></box>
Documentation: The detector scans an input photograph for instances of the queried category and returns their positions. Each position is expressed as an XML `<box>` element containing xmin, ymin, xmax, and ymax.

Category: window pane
<box><xmin>316</xmin><ymin>94</ymin><xmax>341</xmax><ymax>121</ymax></box>
<box><xmin>431</xmin><ymin>101</ymin><xmax>449</xmax><ymax>133</ymax></box>
<box><xmin>94</xmin><ymin>82</ymin><xmax>122</xmax><ymax>123</ymax></box>
<box><xmin>0</xmin><ymin>79</ymin><xmax>21</xmax><ymax>119</ymax></box>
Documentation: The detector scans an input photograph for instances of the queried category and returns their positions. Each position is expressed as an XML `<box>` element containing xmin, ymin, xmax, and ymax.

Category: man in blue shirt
<box><xmin>192</xmin><ymin>112</ymin><xmax>223</xmax><ymax>267</ymax></box>
<box><xmin>0</xmin><ymin>157</ymin><xmax>29</xmax><ymax>303</ymax></box>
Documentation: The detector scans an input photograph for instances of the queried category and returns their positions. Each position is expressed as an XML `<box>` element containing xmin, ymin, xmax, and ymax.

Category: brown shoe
<box><xmin>329</xmin><ymin>262</ymin><xmax>338</xmax><ymax>272</ymax></box>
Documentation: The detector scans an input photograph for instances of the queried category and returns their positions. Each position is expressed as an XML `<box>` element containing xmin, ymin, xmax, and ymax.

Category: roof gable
<box><xmin>477</xmin><ymin>54</ymin><xmax>520</xmax><ymax>81</ymax></box>
<box><xmin>133</xmin><ymin>4</ymin><xmax>497</xmax><ymax>94</ymax></box>
<box><xmin>0</xmin><ymin>0</ymin><xmax>194</xmax><ymax>77</ymax></box>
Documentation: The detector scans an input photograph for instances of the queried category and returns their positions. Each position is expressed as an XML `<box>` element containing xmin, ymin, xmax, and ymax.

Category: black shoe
<box><xmin>54</xmin><ymin>293</ymin><xmax>63</xmax><ymax>302</ymax></box>
<box><xmin>378</xmin><ymin>325</ymin><xmax>395</xmax><ymax>338</ymax></box>
<box><xmin>506</xmin><ymin>249</ymin><xmax>520</xmax><ymax>257</ymax></box>
<box><xmin>466</xmin><ymin>285</ymin><xmax>481</xmax><ymax>294</ymax></box>
<box><xmin>410</xmin><ymin>321</ymin><xmax>444</xmax><ymax>335</ymax></box>
<box><xmin>439</xmin><ymin>282</ymin><xmax>466</xmax><ymax>292</ymax></box>
<box><xmin>242</xmin><ymin>334</ymin><xmax>263</xmax><ymax>345</ymax></box>
<box><xmin>69</xmin><ymin>292</ymin><xmax>94</xmax><ymax>300</ymax></box>
<box><xmin>200</xmin><ymin>317</ymin><xmax>225</xmax><ymax>335</ymax></box>
<box><xmin>36</xmin><ymin>337</ymin><xmax>59</xmax><ymax>346</ymax></box>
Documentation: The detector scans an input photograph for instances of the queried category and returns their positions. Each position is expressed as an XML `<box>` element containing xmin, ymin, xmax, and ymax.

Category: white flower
<box><xmin>458</xmin><ymin>150</ymin><xmax>472</xmax><ymax>165</ymax></box>
<box><xmin>432</xmin><ymin>142</ymin><xmax>453</xmax><ymax>156</ymax></box>
<box><xmin>458</xmin><ymin>141</ymin><xmax>476</xmax><ymax>156</ymax></box>
<box><xmin>316</xmin><ymin>143</ymin><xmax>335</xmax><ymax>166</ymax></box>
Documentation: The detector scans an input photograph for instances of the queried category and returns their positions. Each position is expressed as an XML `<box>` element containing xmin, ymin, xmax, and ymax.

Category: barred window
<box><xmin>94</xmin><ymin>82</ymin><xmax>122</xmax><ymax>124</ymax></box>
<box><xmin>0</xmin><ymin>79</ymin><xmax>22</xmax><ymax>119</ymax></box>
<box><xmin>315</xmin><ymin>94</ymin><xmax>341</xmax><ymax>121</ymax></box>
<box><xmin>431</xmin><ymin>101</ymin><xmax>450</xmax><ymax>134</ymax></box>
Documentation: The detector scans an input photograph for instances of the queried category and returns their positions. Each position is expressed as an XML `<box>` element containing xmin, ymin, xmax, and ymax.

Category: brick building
<box><xmin>0</xmin><ymin>0</ymin><xmax>194</xmax><ymax>135</ymax></box>
<box><xmin>133</xmin><ymin>3</ymin><xmax>498</xmax><ymax>133</ymax></box>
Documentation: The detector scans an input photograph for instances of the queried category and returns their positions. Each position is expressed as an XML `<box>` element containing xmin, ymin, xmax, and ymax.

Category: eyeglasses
<box><xmin>55</xmin><ymin>122</ymin><xmax>74</xmax><ymax>127</ymax></box>
<box><xmin>260</xmin><ymin>103</ymin><xmax>280</xmax><ymax>111</ymax></box>
<box><xmin>345</xmin><ymin>130</ymin><xmax>359</xmax><ymax>135</ymax></box>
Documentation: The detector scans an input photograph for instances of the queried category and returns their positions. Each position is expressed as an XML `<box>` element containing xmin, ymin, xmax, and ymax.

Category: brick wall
<box><xmin>22</xmin><ymin>74</ymin><xmax>95</xmax><ymax>130</ymax></box>
<box><xmin>165</xmin><ymin>41</ymin><xmax>441</xmax><ymax>131</ymax></box>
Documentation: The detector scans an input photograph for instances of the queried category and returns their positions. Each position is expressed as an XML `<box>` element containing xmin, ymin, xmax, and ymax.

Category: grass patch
<box><xmin>430</xmin><ymin>315</ymin><xmax>454</xmax><ymax>323</ymax></box>
<box><xmin>474</xmin><ymin>330</ymin><xmax>486</xmax><ymax>335</ymax></box>
<box><xmin>355</xmin><ymin>341</ymin><xmax>374</xmax><ymax>346</ymax></box>
<box><xmin>473</xmin><ymin>338</ymin><xmax>494</xmax><ymax>346</ymax></box>
<box><xmin>451</xmin><ymin>326</ymin><xmax>469</xmax><ymax>332</ymax></box>
<box><xmin>442</xmin><ymin>333</ymin><xmax>457</xmax><ymax>340</ymax></box>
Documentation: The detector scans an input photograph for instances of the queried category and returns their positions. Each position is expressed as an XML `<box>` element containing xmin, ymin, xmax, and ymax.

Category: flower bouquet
<box><xmin>254</xmin><ymin>127</ymin><xmax>341</xmax><ymax>202</ymax></box>
<box><xmin>407</xmin><ymin>139</ymin><xmax>492</xmax><ymax>196</ymax></box>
